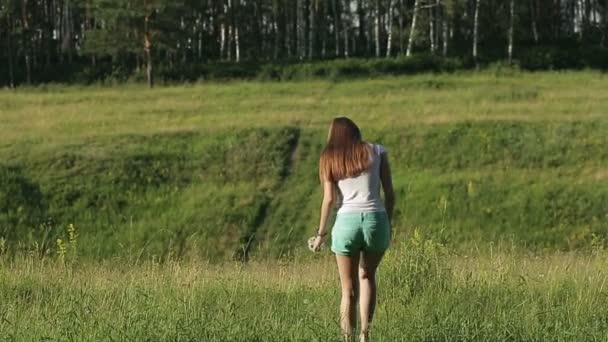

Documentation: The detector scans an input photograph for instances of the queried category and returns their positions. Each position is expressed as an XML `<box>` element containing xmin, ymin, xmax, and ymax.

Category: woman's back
<box><xmin>335</xmin><ymin>143</ymin><xmax>386</xmax><ymax>213</ymax></box>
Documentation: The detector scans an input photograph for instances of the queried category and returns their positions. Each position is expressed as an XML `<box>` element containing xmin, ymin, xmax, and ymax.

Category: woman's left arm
<box><xmin>313</xmin><ymin>180</ymin><xmax>335</xmax><ymax>251</ymax></box>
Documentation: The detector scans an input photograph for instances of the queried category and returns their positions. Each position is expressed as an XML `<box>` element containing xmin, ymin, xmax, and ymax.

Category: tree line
<box><xmin>1</xmin><ymin>0</ymin><xmax>607</xmax><ymax>87</ymax></box>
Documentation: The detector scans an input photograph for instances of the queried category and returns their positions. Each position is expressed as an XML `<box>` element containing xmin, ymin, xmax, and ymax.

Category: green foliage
<box><xmin>3</xmin><ymin>121</ymin><xmax>606</xmax><ymax>259</ymax></box>
<box><xmin>0</xmin><ymin>165</ymin><xmax>46</xmax><ymax>242</ymax></box>
<box><xmin>3</xmin><ymin>45</ymin><xmax>608</xmax><ymax>86</ymax></box>
<box><xmin>384</xmin><ymin>229</ymin><xmax>450</xmax><ymax>300</ymax></box>
<box><xmin>1</xmin><ymin>73</ymin><xmax>608</xmax><ymax>259</ymax></box>
<box><xmin>0</xmin><ymin>128</ymin><xmax>301</xmax><ymax>260</ymax></box>
<box><xmin>256</xmin><ymin>55</ymin><xmax>464</xmax><ymax>82</ymax></box>
<box><xmin>82</xmin><ymin>0</ymin><xmax>184</xmax><ymax>58</ymax></box>
<box><xmin>519</xmin><ymin>45</ymin><xmax>608</xmax><ymax>71</ymax></box>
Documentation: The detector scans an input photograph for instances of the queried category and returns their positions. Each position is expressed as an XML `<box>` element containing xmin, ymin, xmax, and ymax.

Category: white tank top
<box><xmin>334</xmin><ymin>143</ymin><xmax>386</xmax><ymax>213</ymax></box>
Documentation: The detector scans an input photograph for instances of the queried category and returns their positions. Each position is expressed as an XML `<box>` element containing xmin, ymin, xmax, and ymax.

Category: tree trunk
<box><xmin>7</xmin><ymin>14</ymin><xmax>15</xmax><ymax>88</ymax></box>
<box><xmin>578</xmin><ymin>0</ymin><xmax>584</xmax><ymax>41</ymax></box>
<box><xmin>357</xmin><ymin>0</ymin><xmax>365</xmax><ymax>55</ymax></box>
<box><xmin>286</xmin><ymin>4</ymin><xmax>292</xmax><ymax>58</ymax></box>
<box><xmin>386</xmin><ymin>0</ymin><xmax>393</xmax><ymax>57</ymax></box>
<box><xmin>531</xmin><ymin>1</ymin><xmax>539</xmax><ymax>43</ymax></box>
<box><xmin>227</xmin><ymin>0</ymin><xmax>233</xmax><ymax>61</ymax></box>
<box><xmin>198</xmin><ymin>13</ymin><xmax>203</xmax><ymax>61</ymax></box>
<box><xmin>234</xmin><ymin>0</ymin><xmax>240</xmax><ymax>62</ymax></box>
<box><xmin>44</xmin><ymin>0</ymin><xmax>52</xmax><ymax>66</ymax></box>
<box><xmin>309</xmin><ymin>0</ymin><xmax>315</xmax><ymax>59</ymax></box>
<box><xmin>66</xmin><ymin>0</ymin><xmax>73</xmax><ymax>64</ymax></box>
<box><xmin>321</xmin><ymin>0</ymin><xmax>327</xmax><ymax>58</ymax></box>
<box><xmin>273</xmin><ymin>1</ymin><xmax>280</xmax><ymax>60</ymax></box>
<box><xmin>144</xmin><ymin>12</ymin><xmax>154</xmax><ymax>88</ymax></box>
<box><xmin>227</xmin><ymin>24</ymin><xmax>233</xmax><ymax>61</ymax></box>
<box><xmin>406</xmin><ymin>0</ymin><xmax>420</xmax><ymax>57</ymax></box>
<box><xmin>235</xmin><ymin>26</ymin><xmax>240</xmax><ymax>62</ymax></box>
<box><xmin>220</xmin><ymin>2</ymin><xmax>226</xmax><ymax>60</ymax></box>
<box><xmin>252</xmin><ymin>1</ymin><xmax>262</xmax><ymax>58</ymax></box>
<box><xmin>367</xmin><ymin>4</ymin><xmax>374</xmax><ymax>55</ymax></box>
<box><xmin>22</xmin><ymin>0</ymin><xmax>32</xmax><ymax>84</ymax></box>
<box><xmin>344</xmin><ymin>0</ymin><xmax>350</xmax><ymax>57</ymax></box>
<box><xmin>333</xmin><ymin>0</ymin><xmax>341</xmax><ymax>56</ymax></box>
<box><xmin>297</xmin><ymin>0</ymin><xmax>304</xmax><ymax>59</ymax></box>
<box><xmin>429</xmin><ymin>0</ymin><xmax>435</xmax><ymax>53</ymax></box>
<box><xmin>604</xmin><ymin>0</ymin><xmax>608</xmax><ymax>47</ymax></box>
<box><xmin>583</xmin><ymin>0</ymin><xmax>590</xmax><ymax>38</ymax></box>
<box><xmin>375</xmin><ymin>0</ymin><xmax>381</xmax><ymax>57</ymax></box>
<box><xmin>85</xmin><ymin>0</ymin><xmax>96</xmax><ymax>65</ymax></box>
<box><xmin>553</xmin><ymin>0</ymin><xmax>560</xmax><ymax>41</ymax></box>
<box><xmin>508</xmin><ymin>0</ymin><xmax>514</xmax><ymax>64</ymax></box>
<box><xmin>442</xmin><ymin>5</ymin><xmax>448</xmax><ymax>57</ymax></box>
<box><xmin>398</xmin><ymin>0</ymin><xmax>404</xmax><ymax>56</ymax></box>
<box><xmin>473</xmin><ymin>0</ymin><xmax>480</xmax><ymax>64</ymax></box>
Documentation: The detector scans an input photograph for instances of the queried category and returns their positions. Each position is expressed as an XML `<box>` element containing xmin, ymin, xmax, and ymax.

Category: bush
<box><xmin>0</xmin><ymin>165</ymin><xmax>46</xmax><ymax>243</ymax></box>
<box><xmin>518</xmin><ymin>45</ymin><xmax>608</xmax><ymax>71</ymax></box>
<box><xmin>384</xmin><ymin>229</ymin><xmax>451</xmax><ymax>300</ymax></box>
<box><xmin>255</xmin><ymin>55</ymin><xmax>465</xmax><ymax>82</ymax></box>
<box><xmin>580</xmin><ymin>46</ymin><xmax>608</xmax><ymax>70</ymax></box>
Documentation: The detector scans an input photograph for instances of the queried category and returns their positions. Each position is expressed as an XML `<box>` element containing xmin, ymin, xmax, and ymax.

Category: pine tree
<box><xmin>82</xmin><ymin>0</ymin><xmax>183</xmax><ymax>87</ymax></box>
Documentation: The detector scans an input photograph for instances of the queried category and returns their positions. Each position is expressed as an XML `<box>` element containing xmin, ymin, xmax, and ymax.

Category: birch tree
<box><xmin>472</xmin><ymin>0</ymin><xmax>480</xmax><ymax>63</ymax></box>
<box><xmin>603</xmin><ymin>0</ymin><xmax>608</xmax><ymax>47</ymax></box>
<box><xmin>21</xmin><ymin>0</ymin><xmax>32</xmax><ymax>83</ymax></box>
<box><xmin>297</xmin><ymin>0</ymin><xmax>305</xmax><ymax>59</ymax></box>
<box><xmin>343</xmin><ymin>0</ymin><xmax>350</xmax><ymax>57</ymax></box>
<box><xmin>386</xmin><ymin>0</ymin><xmax>393</xmax><ymax>57</ymax></box>
<box><xmin>375</xmin><ymin>0</ymin><xmax>380</xmax><ymax>57</ymax></box>
<box><xmin>398</xmin><ymin>0</ymin><xmax>404</xmax><ymax>55</ymax></box>
<box><xmin>507</xmin><ymin>0</ymin><xmax>514</xmax><ymax>64</ymax></box>
<box><xmin>530</xmin><ymin>0</ymin><xmax>538</xmax><ymax>43</ymax></box>
<box><xmin>429</xmin><ymin>0</ymin><xmax>436</xmax><ymax>53</ymax></box>
<box><xmin>2</xmin><ymin>0</ymin><xmax>608</xmax><ymax>87</ymax></box>
<box><xmin>220</xmin><ymin>2</ymin><xmax>227</xmax><ymax>59</ymax></box>
<box><xmin>442</xmin><ymin>1</ymin><xmax>448</xmax><ymax>56</ymax></box>
<box><xmin>0</xmin><ymin>0</ymin><xmax>16</xmax><ymax>87</ymax></box>
<box><xmin>233</xmin><ymin>0</ymin><xmax>240</xmax><ymax>62</ymax></box>
<box><xmin>309</xmin><ymin>0</ymin><xmax>316</xmax><ymax>59</ymax></box>
<box><xmin>406</xmin><ymin>0</ymin><xmax>420</xmax><ymax>56</ymax></box>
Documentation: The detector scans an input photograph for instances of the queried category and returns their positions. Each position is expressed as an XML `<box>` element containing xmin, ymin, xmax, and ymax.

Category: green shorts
<box><xmin>331</xmin><ymin>211</ymin><xmax>391</xmax><ymax>256</ymax></box>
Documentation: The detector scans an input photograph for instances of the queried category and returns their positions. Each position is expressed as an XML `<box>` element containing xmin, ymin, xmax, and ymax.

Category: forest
<box><xmin>1</xmin><ymin>0</ymin><xmax>608</xmax><ymax>87</ymax></box>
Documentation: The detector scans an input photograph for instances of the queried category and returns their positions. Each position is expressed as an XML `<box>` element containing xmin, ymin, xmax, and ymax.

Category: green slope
<box><xmin>1</xmin><ymin>73</ymin><xmax>607</xmax><ymax>259</ymax></box>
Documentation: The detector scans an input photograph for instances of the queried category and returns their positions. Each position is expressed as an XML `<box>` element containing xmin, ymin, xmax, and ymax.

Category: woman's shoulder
<box><xmin>367</xmin><ymin>142</ymin><xmax>387</xmax><ymax>155</ymax></box>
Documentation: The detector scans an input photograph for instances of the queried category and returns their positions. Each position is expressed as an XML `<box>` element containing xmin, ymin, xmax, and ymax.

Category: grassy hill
<box><xmin>1</xmin><ymin>71</ymin><xmax>607</xmax><ymax>260</ymax></box>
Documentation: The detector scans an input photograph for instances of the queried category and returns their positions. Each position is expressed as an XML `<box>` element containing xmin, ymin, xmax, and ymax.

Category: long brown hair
<box><xmin>319</xmin><ymin>117</ymin><xmax>371</xmax><ymax>182</ymax></box>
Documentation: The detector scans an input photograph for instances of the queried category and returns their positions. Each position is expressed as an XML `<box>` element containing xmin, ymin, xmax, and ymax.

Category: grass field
<box><xmin>3</xmin><ymin>234</ymin><xmax>608</xmax><ymax>340</ymax></box>
<box><xmin>1</xmin><ymin>70</ymin><xmax>607</xmax><ymax>339</ymax></box>
<box><xmin>1</xmin><ymin>71</ymin><xmax>607</xmax><ymax>259</ymax></box>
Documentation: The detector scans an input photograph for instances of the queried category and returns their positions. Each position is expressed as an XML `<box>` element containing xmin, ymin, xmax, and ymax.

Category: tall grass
<box><xmin>1</xmin><ymin>72</ymin><xmax>607</xmax><ymax>339</ymax></box>
<box><xmin>2</xmin><ymin>234</ymin><xmax>608</xmax><ymax>340</ymax></box>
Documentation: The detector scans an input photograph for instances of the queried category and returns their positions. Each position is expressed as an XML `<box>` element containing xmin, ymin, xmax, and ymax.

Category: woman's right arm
<box><xmin>380</xmin><ymin>152</ymin><xmax>395</xmax><ymax>222</ymax></box>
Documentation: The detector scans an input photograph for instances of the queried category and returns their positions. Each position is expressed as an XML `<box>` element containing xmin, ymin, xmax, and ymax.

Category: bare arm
<box><xmin>317</xmin><ymin>180</ymin><xmax>336</xmax><ymax>236</ymax></box>
<box><xmin>380</xmin><ymin>152</ymin><xmax>395</xmax><ymax>222</ymax></box>
<box><xmin>311</xmin><ymin>180</ymin><xmax>335</xmax><ymax>251</ymax></box>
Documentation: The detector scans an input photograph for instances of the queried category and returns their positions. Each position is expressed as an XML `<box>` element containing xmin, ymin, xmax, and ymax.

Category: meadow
<box><xmin>3</xmin><ymin>234</ymin><xmax>608</xmax><ymax>340</ymax></box>
<box><xmin>1</xmin><ymin>70</ymin><xmax>608</xmax><ymax>340</ymax></box>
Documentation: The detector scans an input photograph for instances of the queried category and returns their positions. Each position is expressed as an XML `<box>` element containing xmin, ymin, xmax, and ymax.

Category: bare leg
<box><xmin>358</xmin><ymin>251</ymin><xmax>384</xmax><ymax>339</ymax></box>
<box><xmin>336</xmin><ymin>253</ymin><xmax>360</xmax><ymax>340</ymax></box>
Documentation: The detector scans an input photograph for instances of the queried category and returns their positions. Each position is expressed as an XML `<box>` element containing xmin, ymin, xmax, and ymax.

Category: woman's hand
<box><xmin>312</xmin><ymin>235</ymin><xmax>325</xmax><ymax>252</ymax></box>
<box><xmin>308</xmin><ymin>233</ymin><xmax>327</xmax><ymax>252</ymax></box>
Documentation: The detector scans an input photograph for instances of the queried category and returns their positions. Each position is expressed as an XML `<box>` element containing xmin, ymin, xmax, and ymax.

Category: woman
<box><xmin>312</xmin><ymin>117</ymin><xmax>395</xmax><ymax>342</ymax></box>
